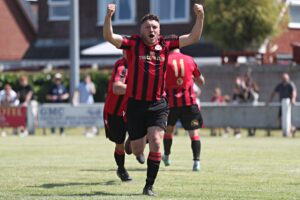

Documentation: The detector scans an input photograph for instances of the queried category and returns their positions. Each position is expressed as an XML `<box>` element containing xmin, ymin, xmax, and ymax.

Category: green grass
<box><xmin>0</xmin><ymin>129</ymin><xmax>300</xmax><ymax>200</ymax></box>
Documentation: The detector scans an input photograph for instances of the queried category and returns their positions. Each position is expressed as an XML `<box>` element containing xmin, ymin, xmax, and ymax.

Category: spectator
<box><xmin>244</xmin><ymin>70</ymin><xmax>259</xmax><ymax>104</ymax></box>
<box><xmin>232</xmin><ymin>76</ymin><xmax>248</xmax><ymax>138</ymax></box>
<box><xmin>16</xmin><ymin>75</ymin><xmax>33</xmax><ymax>136</ymax></box>
<box><xmin>72</xmin><ymin>74</ymin><xmax>97</xmax><ymax>137</ymax></box>
<box><xmin>244</xmin><ymin>71</ymin><xmax>260</xmax><ymax>136</ymax></box>
<box><xmin>46</xmin><ymin>73</ymin><xmax>69</xmax><ymax>136</ymax></box>
<box><xmin>211</xmin><ymin>87</ymin><xmax>230</xmax><ymax>137</ymax></box>
<box><xmin>268</xmin><ymin>73</ymin><xmax>297</xmax><ymax>137</ymax></box>
<box><xmin>0</xmin><ymin>84</ymin><xmax>20</xmax><ymax>136</ymax></box>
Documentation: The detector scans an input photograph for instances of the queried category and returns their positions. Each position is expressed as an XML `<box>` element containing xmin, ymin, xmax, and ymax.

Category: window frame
<box><xmin>48</xmin><ymin>0</ymin><xmax>70</xmax><ymax>21</ymax></box>
<box><xmin>289</xmin><ymin>0</ymin><xmax>300</xmax><ymax>29</ymax></box>
<box><xmin>97</xmin><ymin>0</ymin><xmax>136</xmax><ymax>26</ymax></box>
<box><xmin>150</xmin><ymin>0</ymin><xmax>190</xmax><ymax>24</ymax></box>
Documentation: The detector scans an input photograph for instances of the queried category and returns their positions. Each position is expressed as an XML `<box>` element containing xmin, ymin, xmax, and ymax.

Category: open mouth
<box><xmin>149</xmin><ymin>33</ymin><xmax>155</xmax><ymax>39</ymax></box>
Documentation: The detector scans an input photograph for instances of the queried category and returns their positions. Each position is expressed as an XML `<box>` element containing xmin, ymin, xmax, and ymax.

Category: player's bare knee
<box><xmin>188</xmin><ymin>130</ymin><xmax>199</xmax><ymax>138</ymax></box>
<box><xmin>115</xmin><ymin>143</ymin><xmax>125</xmax><ymax>151</ymax></box>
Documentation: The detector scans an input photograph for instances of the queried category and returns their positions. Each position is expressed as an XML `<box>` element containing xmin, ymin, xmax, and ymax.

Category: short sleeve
<box><xmin>120</xmin><ymin>34</ymin><xmax>139</xmax><ymax>50</ymax></box>
<box><xmin>164</xmin><ymin>35</ymin><xmax>179</xmax><ymax>50</ymax></box>
<box><xmin>274</xmin><ymin>84</ymin><xmax>281</xmax><ymax>93</ymax></box>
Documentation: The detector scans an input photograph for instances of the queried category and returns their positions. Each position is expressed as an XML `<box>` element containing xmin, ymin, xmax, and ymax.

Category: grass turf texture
<box><xmin>0</xmin><ymin>129</ymin><xmax>299</xmax><ymax>200</ymax></box>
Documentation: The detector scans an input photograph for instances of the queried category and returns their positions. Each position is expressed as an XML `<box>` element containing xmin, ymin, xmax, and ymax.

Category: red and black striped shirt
<box><xmin>120</xmin><ymin>34</ymin><xmax>179</xmax><ymax>102</ymax></box>
<box><xmin>165</xmin><ymin>52</ymin><xmax>201</xmax><ymax>108</ymax></box>
<box><xmin>104</xmin><ymin>58</ymin><xmax>128</xmax><ymax>116</ymax></box>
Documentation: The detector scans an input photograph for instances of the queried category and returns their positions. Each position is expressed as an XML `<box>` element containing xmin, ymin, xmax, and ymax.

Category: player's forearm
<box><xmin>179</xmin><ymin>5</ymin><xmax>204</xmax><ymax>48</ymax></box>
<box><xmin>103</xmin><ymin>15</ymin><xmax>122</xmax><ymax>48</ymax></box>
<box><xmin>189</xmin><ymin>15</ymin><xmax>204</xmax><ymax>42</ymax></box>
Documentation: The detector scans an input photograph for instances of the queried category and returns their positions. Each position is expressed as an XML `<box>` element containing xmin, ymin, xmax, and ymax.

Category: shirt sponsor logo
<box><xmin>155</xmin><ymin>44</ymin><xmax>162</xmax><ymax>51</ymax></box>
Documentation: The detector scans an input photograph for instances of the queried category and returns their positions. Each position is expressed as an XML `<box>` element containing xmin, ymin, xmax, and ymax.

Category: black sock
<box><xmin>146</xmin><ymin>152</ymin><xmax>161</xmax><ymax>187</ymax></box>
<box><xmin>114</xmin><ymin>150</ymin><xmax>125</xmax><ymax>169</ymax></box>
<box><xmin>191</xmin><ymin>140</ymin><xmax>201</xmax><ymax>161</ymax></box>
<box><xmin>163</xmin><ymin>134</ymin><xmax>173</xmax><ymax>156</ymax></box>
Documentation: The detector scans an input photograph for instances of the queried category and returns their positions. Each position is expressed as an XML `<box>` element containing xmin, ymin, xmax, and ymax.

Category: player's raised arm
<box><xmin>179</xmin><ymin>3</ymin><xmax>204</xmax><ymax>48</ymax></box>
<box><xmin>103</xmin><ymin>4</ymin><xmax>123</xmax><ymax>48</ymax></box>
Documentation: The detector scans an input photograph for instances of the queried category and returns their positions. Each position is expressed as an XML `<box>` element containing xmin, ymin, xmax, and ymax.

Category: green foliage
<box><xmin>0</xmin><ymin>71</ymin><xmax>110</xmax><ymax>103</ymax></box>
<box><xmin>204</xmin><ymin>0</ymin><xmax>284</xmax><ymax>51</ymax></box>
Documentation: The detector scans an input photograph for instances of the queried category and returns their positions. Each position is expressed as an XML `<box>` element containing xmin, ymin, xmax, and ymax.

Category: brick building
<box><xmin>0</xmin><ymin>0</ymin><xmax>37</xmax><ymax>61</ymax></box>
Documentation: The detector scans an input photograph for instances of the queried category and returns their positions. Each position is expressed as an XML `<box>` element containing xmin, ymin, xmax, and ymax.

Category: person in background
<box><xmin>268</xmin><ymin>73</ymin><xmax>297</xmax><ymax>137</ymax></box>
<box><xmin>16</xmin><ymin>75</ymin><xmax>33</xmax><ymax>136</ymax></box>
<box><xmin>73</xmin><ymin>74</ymin><xmax>97</xmax><ymax>137</ymax></box>
<box><xmin>0</xmin><ymin>83</ymin><xmax>20</xmax><ymax>136</ymax></box>
<box><xmin>243</xmin><ymin>71</ymin><xmax>260</xmax><ymax>136</ymax></box>
<box><xmin>46</xmin><ymin>73</ymin><xmax>69</xmax><ymax>136</ymax></box>
<box><xmin>232</xmin><ymin>76</ymin><xmax>248</xmax><ymax>138</ymax></box>
<box><xmin>211</xmin><ymin>87</ymin><xmax>230</xmax><ymax>137</ymax></box>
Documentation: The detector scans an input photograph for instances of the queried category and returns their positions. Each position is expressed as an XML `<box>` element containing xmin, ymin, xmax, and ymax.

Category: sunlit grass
<box><xmin>0</xmin><ymin>129</ymin><xmax>299</xmax><ymax>199</ymax></box>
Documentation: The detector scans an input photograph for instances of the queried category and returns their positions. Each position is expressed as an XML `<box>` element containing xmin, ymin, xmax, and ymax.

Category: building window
<box><xmin>98</xmin><ymin>0</ymin><xmax>136</xmax><ymax>25</ymax></box>
<box><xmin>150</xmin><ymin>0</ymin><xmax>190</xmax><ymax>24</ymax></box>
<box><xmin>289</xmin><ymin>0</ymin><xmax>300</xmax><ymax>29</ymax></box>
<box><xmin>48</xmin><ymin>0</ymin><xmax>70</xmax><ymax>21</ymax></box>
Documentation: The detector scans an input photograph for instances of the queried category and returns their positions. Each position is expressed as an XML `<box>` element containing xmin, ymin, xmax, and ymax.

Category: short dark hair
<box><xmin>139</xmin><ymin>14</ymin><xmax>160</xmax><ymax>26</ymax></box>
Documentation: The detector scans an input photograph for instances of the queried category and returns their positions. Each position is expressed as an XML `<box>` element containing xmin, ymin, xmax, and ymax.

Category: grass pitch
<box><xmin>0</xmin><ymin>129</ymin><xmax>299</xmax><ymax>200</ymax></box>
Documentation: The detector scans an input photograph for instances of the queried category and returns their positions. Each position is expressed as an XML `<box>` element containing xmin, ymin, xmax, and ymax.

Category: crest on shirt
<box><xmin>191</xmin><ymin>119</ymin><xmax>199</xmax><ymax>127</ymax></box>
<box><xmin>177</xmin><ymin>78</ymin><xmax>183</xmax><ymax>85</ymax></box>
<box><xmin>155</xmin><ymin>44</ymin><xmax>162</xmax><ymax>51</ymax></box>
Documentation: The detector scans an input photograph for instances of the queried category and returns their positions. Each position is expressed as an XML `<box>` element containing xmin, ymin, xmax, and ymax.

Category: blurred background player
<box><xmin>163</xmin><ymin>48</ymin><xmax>205</xmax><ymax>171</ymax></box>
<box><xmin>103</xmin><ymin>2</ymin><xmax>204</xmax><ymax>196</ymax></box>
<box><xmin>103</xmin><ymin>52</ymin><xmax>132</xmax><ymax>182</ymax></box>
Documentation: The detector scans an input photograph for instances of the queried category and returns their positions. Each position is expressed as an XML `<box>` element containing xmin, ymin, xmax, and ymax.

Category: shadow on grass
<box><xmin>29</xmin><ymin>180</ymin><xmax>118</xmax><ymax>189</ymax></box>
<box><xmin>81</xmin><ymin>168</ymin><xmax>191</xmax><ymax>173</ymax></box>
<box><xmin>62</xmin><ymin>191</ymin><xmax>142</xmax><ymax>197</ymax></box>
<box><xmin>30</xmin><ymin>190</ymin><xmax>142</xmax><ymax>197</ymax></box>
<box><xmin>80</xmin><ymin>168</ymin><xmax>146</xmax><ymax>172</ymax></box>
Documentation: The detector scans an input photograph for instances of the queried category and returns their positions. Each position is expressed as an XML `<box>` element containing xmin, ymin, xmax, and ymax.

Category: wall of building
<box><xmin>0</xmin><ymin>0</ymin><xmax>34</xmax><ymax>60</ymax></box>
<box><xmin>38</xmin><ymin>0</ymin><xmax>197</xmax><ymax>39</ymax></box>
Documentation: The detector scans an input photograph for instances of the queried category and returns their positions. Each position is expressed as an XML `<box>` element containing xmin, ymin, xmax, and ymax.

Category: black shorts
<box><xmin>126</xmin><ymin>98</ymin><xmax>169</xmax><ymax>141</ymax></box>
<box><xmin>104</xmin><ymin>112</ymin><xmax>127</xmax><ymax>144</ymax></box>
<box><xmin>168</xmin><ymin>105</ymin><xmax>203</xmax><ymax>130</ymax></box>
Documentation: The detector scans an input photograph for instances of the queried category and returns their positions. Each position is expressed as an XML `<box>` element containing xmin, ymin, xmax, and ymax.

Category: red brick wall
<box><xmin>0</xmin><ymin>0</ymin><xmax>34</xmax><ymax>60</ymax></box>
<box><xmin>271</xmin><ymin>24</ymin><xmax>300</xmax><ymax>54</ymax></box>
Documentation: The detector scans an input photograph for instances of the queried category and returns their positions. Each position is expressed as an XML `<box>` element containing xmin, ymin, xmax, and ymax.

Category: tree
<box><xmin>204</xmin><ymin>0</ymin><xmax>285</xmax><ymax>51</ymax></box>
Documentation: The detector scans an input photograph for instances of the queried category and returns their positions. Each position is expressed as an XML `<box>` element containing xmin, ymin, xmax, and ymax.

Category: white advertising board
<box><xmin>37</xmin><ymin>103</ymin><xmax>104</xmax><ymax>128</ymax></box>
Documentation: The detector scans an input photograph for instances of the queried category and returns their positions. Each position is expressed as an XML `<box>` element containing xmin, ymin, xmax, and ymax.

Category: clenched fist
<box><xmin>193</xmin><ymin>4</ymin><xmax>204</xmax><ymax>18</ymax></box>
<box><xmin>107</xmin><ymin>4</ymin><xmax>116</xmax><ymax>17</ymax></box>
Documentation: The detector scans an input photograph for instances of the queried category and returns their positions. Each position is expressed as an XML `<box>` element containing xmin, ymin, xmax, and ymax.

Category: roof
<box><xmin>16</xmin><ymin>0</ymin><xmax>38</xmax><ymax>32</ymax></box>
